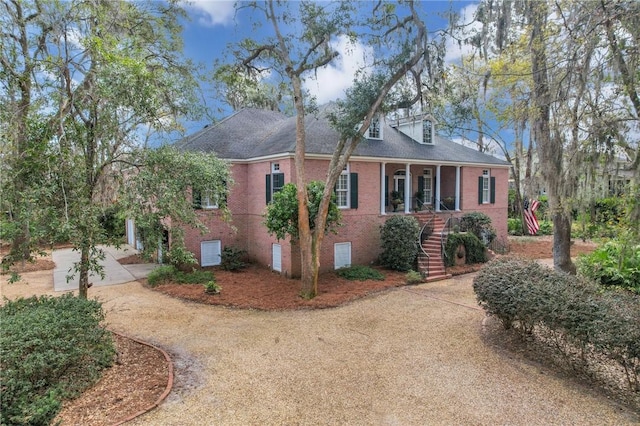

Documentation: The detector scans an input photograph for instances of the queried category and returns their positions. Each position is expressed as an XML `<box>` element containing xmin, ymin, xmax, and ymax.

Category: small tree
<box><xmin>379</xmin><ymin>216</ymin><xmax>420</xmax><ymax>271</ymax></box>
<box><xmin>121</xmin><ymin>146</ymin><xmax>232</xmax><ymax>267</ymax></box>
<box><xmin>459</xmin><ymin>212</ymin><xmax>496</xmax><ymax>246</ymax></box>
<box><xmin>264</xmin><ymin>181</ymin><xmax>341</xmax><ymax>242</ymax></box>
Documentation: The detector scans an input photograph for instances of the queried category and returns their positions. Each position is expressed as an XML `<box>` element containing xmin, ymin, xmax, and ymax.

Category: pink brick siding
<box><xmin>460</xmin><ymin>166</ymin><xmax>509</xmax><ymax>241</ymax></box>
<box><xmin>181</xmin><ymin>157</ymin><xmax>509</xmax><ymax>274</ymax></box>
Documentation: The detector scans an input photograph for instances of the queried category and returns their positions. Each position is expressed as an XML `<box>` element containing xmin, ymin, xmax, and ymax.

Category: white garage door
<box><xmin>272</xmin><ymin>243</ymin><xmax>282</xmax><ymax>272</ymax></box>
<box><xmin>334</xmin><ymin>242</ymin><xmax>351</xmax><ymax>269</ymax></box>
<box><xmin>201</xmin><ymin>240</ymin><xmax>221</xmax><ymax>266</ymax></box>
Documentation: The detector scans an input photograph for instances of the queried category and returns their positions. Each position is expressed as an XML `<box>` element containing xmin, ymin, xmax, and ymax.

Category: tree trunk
<box><xmin>289</xmin><ymin>74</ymin><xmax>317</xmax><ymax>298</ymax></box>
<box><xmin>527</xmin><ymin>1</ymin><xmax>575</xmax><ymax>274</ymax></box>
<box><xmin>552</xmin><ymin>210</ymin><xmax>576</xmax><ymax>273</ymax></box>
<box><xmin>79</xmin><ymin>245</ymin><xmax>90</xmax><ymax>299</ymax></box>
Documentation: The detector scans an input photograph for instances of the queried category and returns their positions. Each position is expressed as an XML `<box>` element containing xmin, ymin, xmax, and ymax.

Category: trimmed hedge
<box><xmin>444</xmin><ymin>233</ymin><xmax>487</xmax><ymax>267</ymax></box>
<box><xmin>1</xmin><ymin>294</ymin><xmax>115</xmax><ymax>425</ymax></box>
<box><xmin>473</xmin><ymin>257</ymin><xmax>640</xmax><ymax>391</ymax></box>
<box><xmin>336</xmin><ymin>265</ymin><xmax>385</xmax><ymax>281</ymax></box>
<box><xmin>379</xmin><ymin>215</ymin><xmax>420</xmax><ymax>271</ymax></box>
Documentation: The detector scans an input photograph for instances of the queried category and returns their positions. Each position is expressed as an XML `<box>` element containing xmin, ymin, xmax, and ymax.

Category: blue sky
<box><xmin>175</xmin><ymin>1</ymin><xmax>480</xmax><ymax>133</ymax></box>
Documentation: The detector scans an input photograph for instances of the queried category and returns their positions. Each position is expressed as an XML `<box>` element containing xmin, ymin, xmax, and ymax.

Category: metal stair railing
<box><xmin>417</xmin><ymin>215</ymin><xmax>435</xmax><ymax>278</ymax></box>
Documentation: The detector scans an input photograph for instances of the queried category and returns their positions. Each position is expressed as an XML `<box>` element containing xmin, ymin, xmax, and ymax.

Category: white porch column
<box><xmin>380</xmin><ymin>162</ymin><xmax>386</xmax><ymax>215</ymax></box>
<box><xmin>404</xmin><ymin>163</ymin><xmax>411</xmax><ymax>213</ymax></box>
<box><xmin>435</xmin><ymin>165</ymin><xmax>441</xmax><ymax>212</ymax></box>
<box><xmin>455</xmin><ymin>166</ymin><xmax>461</xmax><ymax>211</ymax></box>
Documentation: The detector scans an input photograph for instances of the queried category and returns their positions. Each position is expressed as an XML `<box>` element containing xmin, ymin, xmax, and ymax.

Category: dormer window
<box><xmin>367</xmin><ymin>116</ymin><xmax>382</xmax><ymax>140</ymax></box>
<box><xmin>423</xmin><ymin>119</ymin><xmax>433</xmax><ymax>144</ymax></box>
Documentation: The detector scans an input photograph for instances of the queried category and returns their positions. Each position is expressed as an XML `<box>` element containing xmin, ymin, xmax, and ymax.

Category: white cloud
<box><xmin>183</xmin><ymin>0</ymin><xmax>235</xmax><ymax>27</ymax></box>
<box><xmin>303</xmin><ymin>35</ymin><xmax>373</xmax><ymax>104</ymax></box>
<box><xmin>445</xmin><ymin>3</ymin><xmax>482</xmax><ymax>64</ymax></box>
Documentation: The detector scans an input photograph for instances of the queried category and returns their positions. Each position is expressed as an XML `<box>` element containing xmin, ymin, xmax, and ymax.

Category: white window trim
<box><xmin>336</xmin><ymin>163</ymin><xmax>350</xmax><ymax>209</ymax></box>
<box><xmin>423</xmin><ymin>119</ymin><xmax>434</xmax><ymax>144</ymax></box>
<box><xmin>367</xmin><ymin>116</ymin><xmax>383</xmax><ymax>140</ymax></box>
<box><xmin>482</xmin><ymin>169</ymin><xmax>490</xmax><ymax>204</ymax></box>
<box><xmin>201</xmin><ymin>190</ymin><xmax>219</xmax><ymax>209</ymax></box>
<box><xmin>271</xmin><ymin>162</ymin><xmax>284</xmax><ymax>198</ymax></box>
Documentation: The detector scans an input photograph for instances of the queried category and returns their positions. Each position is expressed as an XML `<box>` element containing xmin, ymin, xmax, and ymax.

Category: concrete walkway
<box><xmin>53</xmin><ymin>245</ymin><xmax>158</xmax><ymax>291</ymax></box>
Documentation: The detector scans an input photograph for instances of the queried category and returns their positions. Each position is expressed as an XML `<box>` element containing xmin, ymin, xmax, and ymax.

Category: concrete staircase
<box><xmin>414</xmin><ymin>213</ymin><xmax>452</xmax><ymax>282</ymax></box>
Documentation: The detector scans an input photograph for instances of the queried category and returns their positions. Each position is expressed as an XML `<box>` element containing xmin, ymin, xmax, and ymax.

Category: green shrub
<box><xmin>473</xmin><ymin>257</ymin><xmax>640</xmax><ymax>391</ymax></box>
<box><xmin>204</xmin><ymin>280</ymin><xmax>221</xmax><ymax>294</ymax></box>
<box><xmin>147</xmin><ymin>265</ymin><xmax>215</xmax><ymax>287</ymax></box>
<box><xmin>578</xmin><ymin>239</ymin><xmax>640</xmax><ymax>294</ymax></box>
<box><xmin>537</xmin><ymin>195</ymin><xmax>549</xmax><ymax>220</ymax></box>
<box><xmin>147</xmin><ymin>265</ymin><xmax>178</xmax><ymax>287</ymax></box>
<box><xmin>98</xmin><ymin>205</ymin><xmax>125</xmax><ymax>239</ymax></box>
<box><xmin>336</xmin><ymin>265</ymin><xmax>385</xmax><ymax>281</ymax></box>
<box><xmin>538</xmin><ymin>220</ymin><xmax>553</xmax><ymax>235</ymax></box>
<box><xmin>444</xmin><ymin>233</ymin><xmax>487</xmax><ymax>267</ymax></box>
<box><xmin>166</xmin><ymin>244</ymin><xmax>198</xmax><ymax>272</ymax></box>
<box><xmin>459</xmin><ymin>212</ymin><xmax>496</xmax><ymax>245</ymax></box>
<box><xmin>508</xmin><ymin>218</ymin><xmax>523</xmax><ymax>235</ymax></box>
<box><xmin>177</xmin><ymin>269</ymin><xmax>215</xmax><ymax>284</ymax></box>
<box><xmin>1</xmin><ymin>294</ymin><xmax>114</xmax><ymax>425</ymax></box>
<box><xmin>379</xmin><ymin>216</ymin><xmax>420</xmax><ymax>271</ymax></box>
<box><xmin>220</xmin><ymin>246</ymin><xmax>247</xmax><ymax>271</ymax></box>
<box><xmin>405</xmin><ymin>270</ymin><xmax>423</xmax><ymax>284</ymax></box>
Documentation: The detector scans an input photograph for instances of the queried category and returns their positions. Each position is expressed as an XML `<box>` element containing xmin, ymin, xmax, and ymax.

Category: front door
<box><xmin>393</xmin><ymin>170</ymin><xmax>410</xmax><ymax>201</ymax></box>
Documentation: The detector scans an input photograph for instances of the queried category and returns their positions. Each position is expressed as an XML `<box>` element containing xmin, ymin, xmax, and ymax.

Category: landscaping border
<box><xmin>110</xmin><ymin>331</ymin><xmax>174</xmax><ymax>426</ymax></box>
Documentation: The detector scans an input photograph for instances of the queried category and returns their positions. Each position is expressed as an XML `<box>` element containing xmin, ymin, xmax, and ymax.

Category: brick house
<box><xmin>165</xmin><ymin>106</ymin><xmax>509</xmax><ymax>279</ymax></box>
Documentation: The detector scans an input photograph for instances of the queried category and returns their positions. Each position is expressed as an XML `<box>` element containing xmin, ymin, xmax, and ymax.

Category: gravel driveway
<box><xmin>3</xmin><ymin>272</ymin><xmax>638</xmax><ymax>424</ymax></box>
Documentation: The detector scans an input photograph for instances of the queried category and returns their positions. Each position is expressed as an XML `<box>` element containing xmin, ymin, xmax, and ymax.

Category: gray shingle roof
<box><xmin>176</xmin><ymin>106</ymin><xmax>509</xmax><ymax>167</ymax></box>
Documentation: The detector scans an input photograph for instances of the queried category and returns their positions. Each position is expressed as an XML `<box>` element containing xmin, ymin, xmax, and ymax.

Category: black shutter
<box><xmin>384</xmin><ymin>176</ymin><xmax>389</xmax><ymax>206</ymax></box>
<box><xmin>266</xmin><ymin>174</ymin><xmax>271</xmax><ymax>204</ymax></box>
<box><xmin>417</xmin><ymin>176</ymin><xmax>424</xmax><ymax>203</ymax></box>
<box><xmin>350</xmin><ymin>173</ymin><xmax>358</xmax><ymax>209</ymax></box>
<box><xmin>490</xmin><ymin>177</ymin><xmax>496</xmax><ymax>204</ymax></box>
<box><xmin>433</xmin><ymin>176</ymin><xmax>437</xmax><ymax>204</ymax></box>
<box><xmin>193</xmin><ymin>189</ymin><xmax>202</xmax><ymax>209</ymax></box>
<box><xmin>478</xmin><ymin>176</ymin><xmax>483</xmax><ymax>204</ymax></box>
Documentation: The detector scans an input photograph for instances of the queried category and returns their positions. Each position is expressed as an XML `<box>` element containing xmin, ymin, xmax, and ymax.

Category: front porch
<box><xmin>379</xmin><ymin>162</ymin><xmax>463</xmax><ymax>215</ymax></box>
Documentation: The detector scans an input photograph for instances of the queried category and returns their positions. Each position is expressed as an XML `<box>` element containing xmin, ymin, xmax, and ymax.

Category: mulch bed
<box><xmin>149</xmin><ymin>265</ymin><xmax>410</xmax><ymax>311</ymax></box>
<box><xmin>54</xmin><ymin>333</ymin><xmax>170</xmax><ymax>426</ymax></box>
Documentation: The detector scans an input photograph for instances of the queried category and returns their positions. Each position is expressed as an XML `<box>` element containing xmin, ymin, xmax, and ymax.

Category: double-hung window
<box><xmin>201</xmin><ymin>190</ymin><xmax>218</xmax><ymax>209</ymax></box>
<box><xmin>266</xmin><ymin>162</ymin><xmax>285</xmax><ymax>204</ymax></box>
<box><xmin>423</xmin><ymin>119</ymin><xmax>433</xmax><ymax>144</ymax></box>
<box><xmin>477</xmin><ymin>169</ymin><xmax>495</xmax><ymax>204</ymax></box>
<box><xmin>194</xmin><ymin>187</ymin><xmax>224</xmax><ymax>209</ymax></box>
<box><xmin>482</xmin><ymin>170</ymin><xmax>490</xmax><ymax>203</ymax></box>
<box><xmin>335</xmin><ymin>165</ymin><xmax>350</xmax><ymax>208</ymax></box>
<box><xmin>368</xmin><ymin>116</ymin><xmax>381</xmax><ymax>139</ymax></box>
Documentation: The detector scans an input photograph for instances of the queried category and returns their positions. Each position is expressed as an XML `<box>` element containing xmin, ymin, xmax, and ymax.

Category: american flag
<box><xmin>523</xmin><ymin>199</ymin><xmax>540</xmax><ymax>235</ymax></box>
